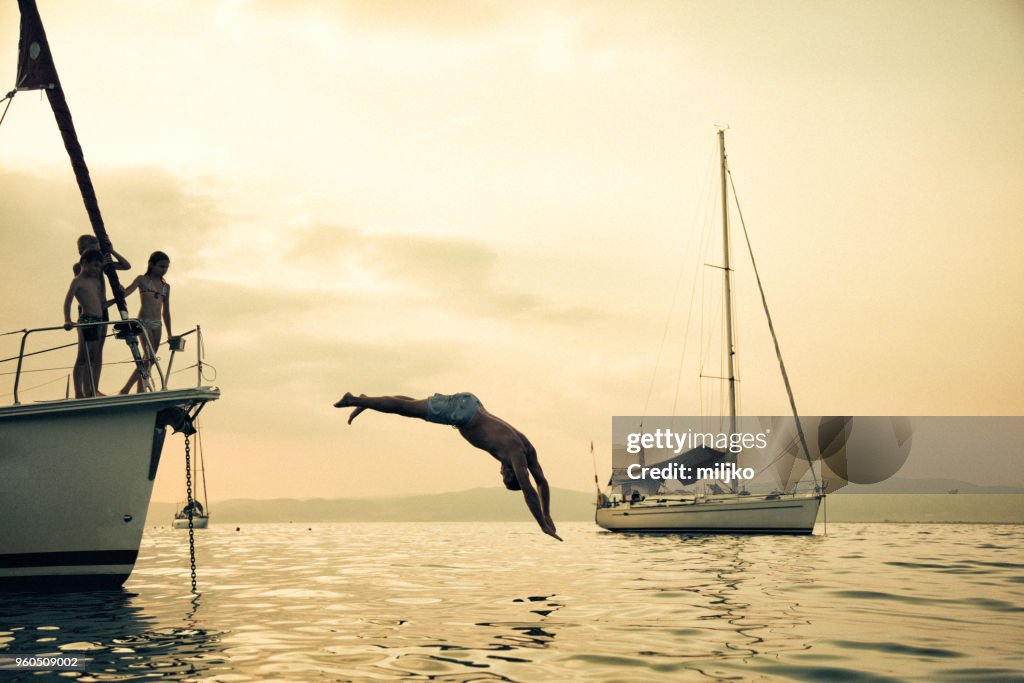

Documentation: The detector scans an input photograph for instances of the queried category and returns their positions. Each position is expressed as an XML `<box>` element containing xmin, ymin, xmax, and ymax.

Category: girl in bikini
<box><xmin>119</xmin><ymin>251</ymin><xmax>173</xmax><ymax>394</ymax></box>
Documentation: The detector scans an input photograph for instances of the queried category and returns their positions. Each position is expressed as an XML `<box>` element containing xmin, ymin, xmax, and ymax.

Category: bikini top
<box><xmin>139</xmin><ymin>278</ymin><xmax>168</xmax><ymax>299</ymax></box>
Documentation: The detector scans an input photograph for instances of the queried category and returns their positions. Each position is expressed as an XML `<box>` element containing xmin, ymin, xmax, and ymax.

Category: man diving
<box><xmin>334</xmin><ymin>392</ymin><xmax>562</xmax><ymax>541</ymax></box>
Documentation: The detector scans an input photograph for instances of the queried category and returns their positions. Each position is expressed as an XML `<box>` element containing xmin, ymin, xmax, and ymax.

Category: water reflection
<box><xmin>0</xmin><ymin>589</ymin><xmax>225</xmax><ymax>680</ymax></box>
<box><xmin>592</xmin><ymin>531</ymin><xmax>822</xmax><ymax>664</ymax></box>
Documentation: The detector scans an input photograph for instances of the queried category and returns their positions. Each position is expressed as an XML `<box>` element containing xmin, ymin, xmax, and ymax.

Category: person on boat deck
<box><xmin>71</xmin><ymin>235</ymin><xmax>131</xmax><ymax>398</ymax></box>
<box><xmin>334</xmin><ymin>392</ymin><xmax>562</xmax><ymax>541</ymax></box>
<box><xmin>73</xmin><ymin>234</ymin><xmax>131</xmax><ymax>278</ymax></box>
<box><xmin>63</xmin><ymin>249</ymin><xmax>115</xmax><ymax>398</ymax></box>
<box><xmin>116</xmin><ymin>251</ymin><xmax>174</xmax><ymax>394</ymax></box>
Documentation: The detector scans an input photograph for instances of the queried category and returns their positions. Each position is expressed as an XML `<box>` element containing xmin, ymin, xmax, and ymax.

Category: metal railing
<box><xmin>3</xmin><ymin>321</ymin><xmax>207</xmax><ymax>405</ymax></box>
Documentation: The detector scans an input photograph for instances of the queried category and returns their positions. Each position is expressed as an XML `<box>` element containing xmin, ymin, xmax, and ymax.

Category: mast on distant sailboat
<box><xmin>718</xmin><ymin>128</ymin><xmax>738</xmax><ymax>440</ymax></box>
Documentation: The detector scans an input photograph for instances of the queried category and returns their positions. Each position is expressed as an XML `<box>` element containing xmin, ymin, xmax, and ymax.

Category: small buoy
<box><xmin>235</xmin><ymin>527</ymin><xmax>240</xmax><ymax>532</ymax></box>
<box><xmin>307</xmin><ymin>528</ymin><xmax>312</xmax><ymax>531</ymax></box>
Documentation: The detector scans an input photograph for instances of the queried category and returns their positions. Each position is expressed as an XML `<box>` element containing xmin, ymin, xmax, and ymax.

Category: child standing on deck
<box><xmin>71</xmin><ymin>234</ymin><xmax>130</xmax><ymax>397</ymax></box>
<box><xmin>73</xmin><ymin>234</ymin><xmax>131</xmax><ymax>278</ymax></box>
<box><xmin>118</xmin><ymin>251</ymin><xmax>173</xmax><ymax>394</ymax></box>
<box><xmin>63</xmin><ymin>249</ymin><xmax>111</xmax><ymax>398</ymax></box>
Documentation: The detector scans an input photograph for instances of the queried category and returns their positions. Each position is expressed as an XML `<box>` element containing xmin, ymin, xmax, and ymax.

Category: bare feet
<box><xmin>333</xmin><ymin>392</ymin><xmax>356</xmax><ymax>408</ymax></box>
<box><xmin>333</xmin><ymin>393</ymin><xmax>367</xmax><ymax>424</ymax></box>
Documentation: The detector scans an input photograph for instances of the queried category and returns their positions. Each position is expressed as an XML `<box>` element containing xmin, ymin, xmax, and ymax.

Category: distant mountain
<box><xmin>834</xmin><ymin>477</ymin><xmax>1024</xmax><ymax>494</ymax></box>
<box><xmin>148</xmin><ymin>487</ymin><xmax>598</xmax><ymax>524</ymax></box>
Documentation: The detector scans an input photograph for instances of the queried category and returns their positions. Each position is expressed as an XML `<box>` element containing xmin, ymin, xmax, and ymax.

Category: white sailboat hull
<box><xmin>172</xmin><ymin>515</ymin><xmax>209</xmax><ymax>529</ymax></box>
<box><xmin>0</xmin><ymin>388</ymin><xmax>219</xmax><ymax>590</ymax></box>
<box><xmin>595</xmin><ymin>492</ymin><xmax>823</xmax><ymax>534</ymax></box>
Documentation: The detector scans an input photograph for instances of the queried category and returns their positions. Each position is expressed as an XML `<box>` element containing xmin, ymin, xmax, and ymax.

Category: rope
<box><xmin>674</xmin><ymin>160</ymin><xmax>718</xmax><ymax>417</ymax></box>
<box><xmin>0</xmin><ymin>358</ymin><xmax>141</xmax><ymax>377</ymax></box>
<box><xmin>0</xmin><ymin>90</ymin><xmax>14</xmax><ymax>130</ymax></box>
<box><xmin>167</xmin><ymin>361</ymin><xmax>216</xmax><ymax>382</ymax></box>
<box><xmin>0</xmin><ymin>373</ymin><xmax>70</xmax><ymax>399</ymax></box>
<box><xmin>197</xmin><ymin>421</ymin><xmax>209</xmax><ymax>510</ymax></box>
<box><xmin>728</xmin><ymin>170</ymin><xmax>818</xmax><ymax>488</ymax></box>
<box><xmin>200</xmin><ymin>361</ymin><xmax>217</xmax><ymax>382</ymax></box>
<box><xmin>0</xmin><ymin>336</ymin><xmax>108</xmax><ymax>365</ymax></box>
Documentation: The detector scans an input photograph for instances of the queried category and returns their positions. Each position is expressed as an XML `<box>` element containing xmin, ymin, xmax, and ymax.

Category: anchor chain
<box><xmin>185</xmin><ymin>433</ymin><xmax>197</xmax><ymax>592</ymax></box>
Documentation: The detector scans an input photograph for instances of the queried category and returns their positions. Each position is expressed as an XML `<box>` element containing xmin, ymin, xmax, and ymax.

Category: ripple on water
<box><xmin>826</xmin><ymin>639</ymin><xmax>964</xmax><ymax>659</ymax></box>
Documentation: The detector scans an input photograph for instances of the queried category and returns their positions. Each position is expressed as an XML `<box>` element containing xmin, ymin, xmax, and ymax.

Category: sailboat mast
<box><xmin>718</xmin><ymin>129</ymin><xmax>737</xmax><ymax>437</ymax></box>
<box><xmin>15</xmin><ymin>0</ymin><xmax>152</xmax><ymax>389</ymax></box>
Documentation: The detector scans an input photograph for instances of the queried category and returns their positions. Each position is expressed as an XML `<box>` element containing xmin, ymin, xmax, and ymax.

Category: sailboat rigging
<box><xmin>595</xmin><ymin>129</ymin><xmax>824</xmax><ymax>534</ymax></box>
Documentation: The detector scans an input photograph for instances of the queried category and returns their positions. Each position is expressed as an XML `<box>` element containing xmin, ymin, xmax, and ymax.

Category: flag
<box><xmin>16</xmin><ymin>0</ymin><xmax>59</xmax><ymax>91</ymax></box>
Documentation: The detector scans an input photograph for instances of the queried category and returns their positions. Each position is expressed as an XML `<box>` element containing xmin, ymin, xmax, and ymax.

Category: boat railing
<box><xmin>1</xmin><ymin>321</ymin><xmax>209</xmax><ymax>405</ymax></box>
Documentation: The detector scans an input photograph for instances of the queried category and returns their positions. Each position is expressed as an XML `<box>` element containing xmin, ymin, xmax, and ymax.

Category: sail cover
<box><xmin>16</xmin><ymin>0</ymin><xmax>58</xmax><ymax>91</ymax></box>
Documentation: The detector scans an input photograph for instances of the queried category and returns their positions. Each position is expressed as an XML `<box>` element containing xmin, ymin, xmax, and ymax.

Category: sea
<box><xmin>1</xmin><ymin>522</ymin><xmax>1022</xmax><ymax>682</ymax></box>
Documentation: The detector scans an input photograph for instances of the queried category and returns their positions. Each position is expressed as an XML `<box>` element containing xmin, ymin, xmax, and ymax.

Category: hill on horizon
<box><xmin>833</xmin><ymin>476</ymin><xmax>1024</xmax><ymax>494</ymax></box>
<box><xmin>149</xmin><ymin>487</ymin><xmax>598</xmax><ymax>524</ymax></box>
<box><xmin>149</xmin><ymin>477</ymin><xmax>1024</xmax><ymax>525</ymax></box>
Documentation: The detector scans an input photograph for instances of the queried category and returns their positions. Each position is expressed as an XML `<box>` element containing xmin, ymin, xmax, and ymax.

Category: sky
<box><xmin>1</xmin><ymin>0</ymin><xmax>1022</xmax><ymax>502</ymax></box>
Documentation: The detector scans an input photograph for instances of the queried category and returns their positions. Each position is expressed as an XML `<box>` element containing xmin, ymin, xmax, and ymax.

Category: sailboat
<box><xmin>595</xmin><ymin>130</ymin><xmax>824</xmax><ymax>534</ymax></box>
<box><xmin>173</xmin><ymin>425</ymin><xmax>210</xmax><ymax>529</ymax></box>
<box><xmin>0</xmin><ymin>0</ymin><xmax>219</xmax><ymax>588</ymax></box>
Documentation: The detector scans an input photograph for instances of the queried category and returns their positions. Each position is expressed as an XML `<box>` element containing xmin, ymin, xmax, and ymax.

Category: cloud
<box><xmin>252</xmin><ymin>0</ymin><xmax>522</xmax><ymax>38</ymax></box>
<box><xmin>0</xmin><ymin>163</ymin><xmax>611</xmax><ymax>349</ymax></box>
<box><xmin>278</xmin><ymin>221</ymin><xmax>607</xmax><ymax>325</ymax></box>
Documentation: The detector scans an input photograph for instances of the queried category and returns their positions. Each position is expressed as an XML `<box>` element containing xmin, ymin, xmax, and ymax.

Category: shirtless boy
<box><xmin>63</xmin><ymin>249</ymin><xmax>111</xmax><ymax>397</ymax></box>
<box><xmin>71</xmin><ymin>234</ymin><xmax>130</xmax><ymax>397</ymax></box>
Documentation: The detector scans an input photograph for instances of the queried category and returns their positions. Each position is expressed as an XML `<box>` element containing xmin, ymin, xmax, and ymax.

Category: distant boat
<box><xmin>595</xmin><ymin>130</ymin><xmax>823</xmax><ymax>534</ymax></box>
<box><xmin>174</xmin><ymin>424</ymin><xmax>211</xmax><ymax>528</ymax></box>
<box><xmin>0</xmin><ymin>0</ymin><xmax>219</xmax><ymax>589</ymax></box>
<box><xmin>173</xmin><ymin>502</ymin><xmax>209</xmax><ymax>529</ymax></box>
<box><xmin>948</xmin><ymin>489</ymin><xmax>959</xmax><ymax>494</ymax></box>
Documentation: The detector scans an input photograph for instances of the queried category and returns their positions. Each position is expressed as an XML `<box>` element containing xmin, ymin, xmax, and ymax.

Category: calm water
<box><xmin>2</xmin><ymin>522</ymin><xmax>1022</xmax><ymax>682</ymax></box>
